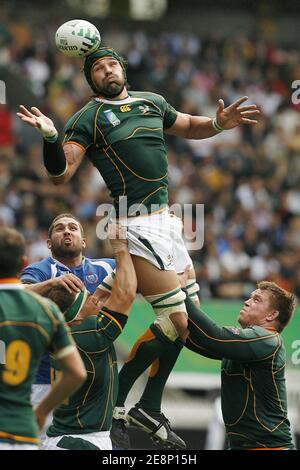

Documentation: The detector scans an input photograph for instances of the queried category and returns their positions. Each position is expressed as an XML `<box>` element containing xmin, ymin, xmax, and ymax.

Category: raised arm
<box><xmin>104</xmin><ymin>224</ymin><xmax>137</xmax><ymax>314</ymax></box>
<box><xmin>70</xmin><ymin>224</ymin><xmax>137</xmax><ymax>351</ymax></box>
<box><xmin>185</xmin><ymin>296</ymin><xmax>278</xmax><ymax>362</ymax></box>
<box><xmin>165</xmin><ymin>96</ymin><xmax>259</xmax><ymax>139</ymax></box>
<box><xmin>17</xmin><ymin>105</ymin><xmax>84</xmax><ymax>184</ymax></box>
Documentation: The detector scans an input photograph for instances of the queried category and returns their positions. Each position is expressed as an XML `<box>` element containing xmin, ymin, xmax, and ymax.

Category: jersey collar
<box><xmin>0</xmin><ymin>278</ymin><xmax>25</xmax><ymax>289</ymax></box>
<box><xmin>50</xmin><ymin>256</ymin><xmax>85</xmax><ymax>271</ymax></box>
<box><xmin>94</xmin><ymin>95</ymin><xmax>136</xmax><ymax>105</ymax></box>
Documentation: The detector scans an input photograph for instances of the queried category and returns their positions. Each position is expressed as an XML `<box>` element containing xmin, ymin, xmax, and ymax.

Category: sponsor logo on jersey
<box><xmin>104</xmin><ymin>109</ymin><xmax>121</xmax><ymax>127</ymax></box>
<box><xmin>120</xmin><ymin>105</ymin><xmax>131</xmax><ymax>112</ymax></box>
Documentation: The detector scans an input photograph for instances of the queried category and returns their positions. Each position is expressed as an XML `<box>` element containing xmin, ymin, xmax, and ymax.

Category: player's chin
<box><xmin>107</xmin><ymin>83</ymin><xmax>123</xmax><ymax>94</ymax></box>
<box><xmin>60</xmin><ymin>246</ymin><xmax>78</xmax><ymax>256</ymax></box>
<box><xmin>237</xmin><ymin>312</ymin><xmax>245</xmax><ymax>326</ymax></box>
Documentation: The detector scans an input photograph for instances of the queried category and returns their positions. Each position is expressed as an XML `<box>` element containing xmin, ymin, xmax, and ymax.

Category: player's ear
<box><xmin>267</xmin><ymin>310</ymin><xmax>279</xmax><ymax>322</ymax></box>
<box><xmin>47</xmin><ymin>239</ymin><xmax>52</xmax><ymax>250</ymax></box>
<box><xmin>82</xmin><ymin>238</ymin><xmax>86</xmax><ymax>249</ymax></box>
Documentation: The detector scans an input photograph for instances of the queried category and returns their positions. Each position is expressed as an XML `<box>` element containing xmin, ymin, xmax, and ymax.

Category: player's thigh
<box><xmin>132</xmin><ymin>255</ymin><xmax>180</xmax><ymax>295</ymax></box>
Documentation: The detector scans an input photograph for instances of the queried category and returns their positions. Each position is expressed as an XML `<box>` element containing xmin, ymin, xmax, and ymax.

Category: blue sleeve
<box><xmin>20</xmin><ymin>265</ymin><xmax>49</xmax><ymax>283</ymax></box>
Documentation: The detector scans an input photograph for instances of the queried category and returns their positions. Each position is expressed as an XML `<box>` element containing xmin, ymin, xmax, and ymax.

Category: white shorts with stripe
<box><xmin>0</xmin><ymin>443</ymin><xmax>38</xmax><ymax>450</ymax></box>
<box><xmin>42</xmin><ymin>431</ymin><xmax>111</xmax><ymax>450</ymax></box>
<box><xmin>117</xmin><ymin>208</ymin><xmax>193</xmax><ymax>272</ymax></box>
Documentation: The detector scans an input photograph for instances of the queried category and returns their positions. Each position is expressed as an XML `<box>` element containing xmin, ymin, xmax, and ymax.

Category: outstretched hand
<box><xmin>216</xmin><ymin>96</ymin><xmax>260</xmax><ymax>130</ymax></box>
<box><xmin>17</xmin><ymin>105</ymin><xmax>58</xmax><ymax>140</ymax></box>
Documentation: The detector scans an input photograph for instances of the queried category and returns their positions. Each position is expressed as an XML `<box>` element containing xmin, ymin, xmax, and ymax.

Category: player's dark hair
<box><xmin>257</xmin><ymin>281</ymin><xmax>296</xmax><ymax>332</ymax></box>
<box><xmin>48</xmin><ymin>213</ymin><xmax>84</xmax><ymax>238</ymax></box>
<box><xmin>47</xmin><ymin>285</ymin><xmax>76</xmax><ymax>312</ymax></box>
<box><xmin>0</xmin><ymin>228</ymin><xmax>25</xmax><ymax>277</ymax></box>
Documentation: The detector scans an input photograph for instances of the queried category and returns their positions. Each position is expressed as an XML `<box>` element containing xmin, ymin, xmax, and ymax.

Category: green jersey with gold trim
<box><xmin>185</xmin><ymin>296</ymin><xmax>295</xmax><ymax>450</ymax></box>
<box><xmin>63</xmin><ymin>91</ymin><xmax>178</xmax><ymax>215</ymax></box>
<box><xmin>47</xmin><ymin>306</ymin><xmax>127</xmax><ymax>436</ymax></box>
<box><xmin>0</xmin><ymin>282</ymin><xmax>74</xmax><ymax>446</ymax></box>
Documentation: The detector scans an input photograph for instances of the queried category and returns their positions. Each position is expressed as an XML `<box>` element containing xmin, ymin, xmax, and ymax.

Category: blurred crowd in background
<box><xmin>1</xmin><ymin>7</ymin><xmax>300</xmax><ymax>300</ymax></box>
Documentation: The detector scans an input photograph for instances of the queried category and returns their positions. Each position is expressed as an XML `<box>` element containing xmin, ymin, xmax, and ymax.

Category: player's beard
<box><xmin>51</xmin><ymin>243</ymin><xmax>82</xmax><ymax>260</ymax></box>
<box><xmin>95</xmin><ymin>77</ymin><xmax>126</xmax><ymax>98</ymax></box>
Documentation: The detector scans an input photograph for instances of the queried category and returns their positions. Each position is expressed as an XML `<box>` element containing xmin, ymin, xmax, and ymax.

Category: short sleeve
<box><xmin>47</xmin><ymin>302</ymin><xmax>75</xmax><ymax>357</ymax></box>
<box><xmin>20</xmin><ymin>266</ymin><xmax>48</xmax><ymax>283</ymax></box>
<box><xmin>161</xmin><ymin>98</ymin><xmax>178</xmax><ymax>129</ymax></box>
<box><xmin>63</xmin><ymin>108</ymin><xmax>94</xmax><ymax>150</ymax></box>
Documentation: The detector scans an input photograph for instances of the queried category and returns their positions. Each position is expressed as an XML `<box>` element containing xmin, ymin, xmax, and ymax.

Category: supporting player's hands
<box><xmin>108</xmin><ymin>224</ymin><xmax>128</xmax><ymax>254</ymax></box>
<box><xmin>216</xmin><ymin>96</ymin><xmax>260</xmax><ymax>130</ymax></box>
<box><xmin>17</xmin><ymin>105</ymin><xmax>58</xmax><ymax>141</ymax></box>
<box><xmin>51</xmin><ymin>273</ymin><xmax>84</xmax><ymax>294</ymax></box>
<box><xmin>93</xmin><ymin>287</ymin><xmax>111</xmax><ymax>306</ymax></box>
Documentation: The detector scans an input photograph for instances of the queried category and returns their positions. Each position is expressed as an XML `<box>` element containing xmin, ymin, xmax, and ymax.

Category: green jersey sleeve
<box><xmin>160</xmin><ymin>96</ymin><xmax>178</xmax><ymax>129</ymax></box>
<box><xmin>186</xmin><ymin>296</ymin><xmax>279</xmax><ymax>362</ymax></box>
<box><xmin>71</xmin><ymin>306</ymin><xmax>127</xmax><ymax>352</ymax></box>
<box><xmin>63</xmin><ymin>103</ymin><xmax>96</xmax><ymax>150</ymax></box>
<box><xmin>45</xmin><ymin>300</ymin><xmax>75</xmax><ymax>358</ymax></box>
<box><xmin>186</xmin><ymin>337</ymin><xmax>223</xmax><ymax>361</ymax></box>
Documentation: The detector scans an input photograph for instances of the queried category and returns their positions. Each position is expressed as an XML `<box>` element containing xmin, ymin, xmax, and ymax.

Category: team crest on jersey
<box><xmin>104</xmin><ymin>109</ymin><xmax>121</xmax><ymax>127</ymax></box>
<box><xmin>139</xmin><ymin>105</ymin><xmax>150</xmax><ymax>115</ymax></box>
<box><xmin>86</xmin><ymin>273</ymin><xmax>99</xmax><ymax>284</ymax></box>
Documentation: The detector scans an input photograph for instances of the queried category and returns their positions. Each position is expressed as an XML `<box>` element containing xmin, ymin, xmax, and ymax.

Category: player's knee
<box><xmin>145</xmin><ymin>288</ymin><xmax>187</xmax><ymax>341</ymax></box>
<box><xmin>169</xmin><ymin>311</ymin><xmax>188</xmax><ymax>338</ymax></box>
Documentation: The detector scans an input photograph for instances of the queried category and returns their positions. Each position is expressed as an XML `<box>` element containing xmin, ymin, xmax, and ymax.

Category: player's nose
<box><xmin>104</xmin><ymin>65</ymin><xmax>113</xmax><ymax>75</ymax></box>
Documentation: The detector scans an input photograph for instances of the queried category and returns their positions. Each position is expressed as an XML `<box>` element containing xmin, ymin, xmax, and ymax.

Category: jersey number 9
<box><xmin>2</xmin><ymin>340</ymin><xmax>31</xmax><ymax>386</ymax></box>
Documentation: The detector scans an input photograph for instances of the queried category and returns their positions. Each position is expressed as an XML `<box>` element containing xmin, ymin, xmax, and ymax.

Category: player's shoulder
<box><xmin>85</xmin><ymin>257</ymin><xmax>116</xmax><ymax>271</ymax></box>
<box><xmin>130</xmin><ymin>90</ymin><xmax>166</xmax><ymax>104</ymax></box>
<box><xmin>64</xmin><ymin>99</ymin><xmax>100</xmax><ymax>129</ymax></box>
<box><xmin>24</xmin><ymin>257</ymin><xmax>53</xmax><ymax>271</ymax></box>
<box><xmin>247</xmin><ymin>325</ymin><xmax>280</xmax><ymax>342</ymax></box>
<box><xmin>20</xmin><ymin>257</ymin><xmax>53</xmax><ymax>281</ymax></box>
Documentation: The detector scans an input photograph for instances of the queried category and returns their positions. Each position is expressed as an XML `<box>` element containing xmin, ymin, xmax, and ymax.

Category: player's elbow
<box><xmin>60</xmin><ymin>351</ymin><xmax>87</xmax><ymax>385</ymax></box>
<box><xmin>125</xmin><ymin>276</ymin><xmax>137</xmax><ymax>305</ymax></box>
<box><xmin>77</xmin><ymin>367</ymin><xmax>87</xmax><ymax>384</ymax></box>
<box><xmin>126</xmin><ymin>285</ymin><xmax>137</xmax><ymax>306</ymax></box>
<box><xmin>66</xmin><ymin>365</ymin><xmax>87</xmax><ymax>386</ymax></box>
<box><xmin>120</xmin><ymin>285</ymin><xmax>136</xmax><ymax>305</ymax></box>
<box><xmin>112</xmin><ymin>284</ymin><xmax>136</xmax><ymax>312</ymax></box>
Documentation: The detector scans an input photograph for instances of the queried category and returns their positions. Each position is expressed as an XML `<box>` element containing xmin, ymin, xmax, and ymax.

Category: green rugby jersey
<box><xmin>0</xmin><ymin>280</ymin><xmax>74</xmax><ymax>445</ymax></box>
<box><xmin>63</xmin><ymin>91</ymin><xmax>178</xmax><ymax>216</ymax></box>
<box><xmin>185</xmin><ymin>296</ymin><xmax>295</xmax><ymax>450</ymax></box>
<box><xmin>47</xmin><ymin>306</ymin><xmax>127</xmax><ymax>436</ymax></box>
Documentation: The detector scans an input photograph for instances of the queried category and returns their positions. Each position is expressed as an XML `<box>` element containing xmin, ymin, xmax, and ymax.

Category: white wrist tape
<box><xmin>35</xmin><ymin>116</ymin><xmax>58</xmax><ymax>142</ymax></box>
<box><xmin>212</xmin><ymin>117</ymin><xmax>224</xmax><ymax>133</ymax></box>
